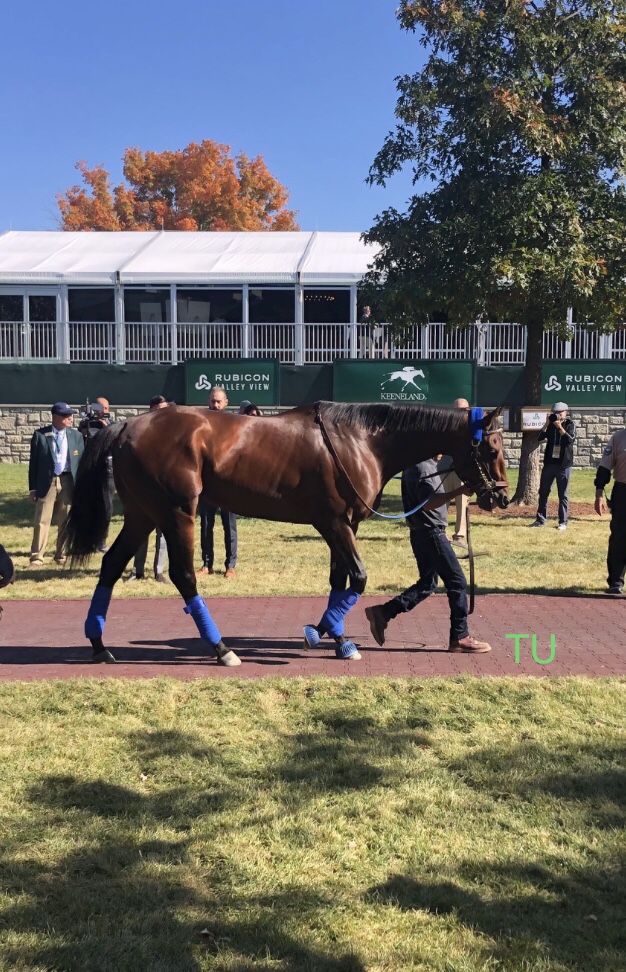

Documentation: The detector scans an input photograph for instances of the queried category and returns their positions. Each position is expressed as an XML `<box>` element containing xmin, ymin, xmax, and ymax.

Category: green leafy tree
<box><xmin>364</xmin><ymin>0</ymin><xmax>626</xmax><ymax>502</ymax></box>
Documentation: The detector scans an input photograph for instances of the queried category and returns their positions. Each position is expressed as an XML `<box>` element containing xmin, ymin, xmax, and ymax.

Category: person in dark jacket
<box><xmin>365</xmin><ymin>456</ymin><xmax>492</xmax><ymax>653</ymax></box>
<box><xmin>594</xmin><ymin>427</ymin><xmax>626</xmax><ymax>594</ymax></box>
<box><xmin>530</xmin><ymin>402</ymin><xmax>576</xmax><ymax>530</ymax></box>
<box><xmin>27</xmin><ymin>402</ymin><xmax>85</xmax><ymax>567</ymax></box>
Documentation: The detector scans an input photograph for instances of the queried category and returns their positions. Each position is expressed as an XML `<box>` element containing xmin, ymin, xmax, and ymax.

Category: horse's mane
<box><xmin>318</xmin><ymin>401</ymin><xmax>468</xmax><ymax>435</ymax></box>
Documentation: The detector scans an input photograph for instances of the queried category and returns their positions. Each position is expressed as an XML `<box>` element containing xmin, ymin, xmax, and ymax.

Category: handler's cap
<box><xmin>51</xmin><ymin>401</ymin><xmax>76</xmax><ymax>416</ymax></box>
<box><xmin>238</xmin><ymin>400</ymin><xmax>252</xmax><ymax>414</ymax></box>
<box><xmin>552</xmin><ymin>402</ymin><xmax>568</xmax><ymax>413</ymax></box>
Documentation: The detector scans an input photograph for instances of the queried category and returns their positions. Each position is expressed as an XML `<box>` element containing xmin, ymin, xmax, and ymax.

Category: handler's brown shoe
<box><xmin>196</xmin><ymin>566</ymin><xmax>213</xmax><ymax>576</ymax></box>
<box><xmin>224</xmin><ymin>568</ymin><xmax>236</xmax><ymax>580</ymax></box>
<box><xmin>365</xmin><ymin>605</ymin><xmax>388</xmax><ymax>647</ymax></box>
<box><xmin>449</xmin><ymin>635</ymin><xmax>492</xmax><ymax>653</ymax></box>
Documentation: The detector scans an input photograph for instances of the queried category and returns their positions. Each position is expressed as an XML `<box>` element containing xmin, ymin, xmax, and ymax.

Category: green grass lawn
<box><xmin>0</xmin><ymin>464</ymin><xmax>609</xmax><ymax>600</ymax></box>
<box><xmin>0</xmin><ymin>677</ymin><xmax>624</xmax><ymax>972</ymax></box>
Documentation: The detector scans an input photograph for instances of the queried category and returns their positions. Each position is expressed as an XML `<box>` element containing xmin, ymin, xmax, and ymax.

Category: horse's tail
<box><xmin>66</xmin><ymin>423</ymin><xmax>125</xmax><ymax>566</ymax></box>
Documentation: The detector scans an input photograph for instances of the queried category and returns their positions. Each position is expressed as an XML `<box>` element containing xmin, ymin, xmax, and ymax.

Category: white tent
<box><xmin>0</xmin><ymin>230</ymin><xmax>379</xmax><ymax>286</ymax></box>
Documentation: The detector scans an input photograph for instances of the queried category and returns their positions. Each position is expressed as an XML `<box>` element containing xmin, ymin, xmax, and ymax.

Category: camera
<box><xmin>548</xmin><ymin>412</ymin><xmax>558</xmax><ymax>423</ymax></box>
<box><xmin>79</xmin><ymin>400</ymin><xmax>110</xmax><ymax>439</ymax></box>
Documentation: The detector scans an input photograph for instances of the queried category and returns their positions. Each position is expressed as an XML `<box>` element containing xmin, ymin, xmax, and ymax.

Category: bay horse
<box><xmin>65</xmin><ymin>402</ymin><xmax>509</xmax><ymax>665</ymax></box>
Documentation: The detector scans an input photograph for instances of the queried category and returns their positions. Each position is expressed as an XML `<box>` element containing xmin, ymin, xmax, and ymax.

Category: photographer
<box><xmin>530</xmin><ymin>402</ymin><xmax>576</xmax><ymax>531</ymax></box>
<box><xmin>78</xmin><ymin>397</ymin><xmax>113</xmax><ymax>440</ymax></box>
<box><xmin>79</xmin><ymin>396</ymin><xmax>116</xmax><ymax>552</ymax></box>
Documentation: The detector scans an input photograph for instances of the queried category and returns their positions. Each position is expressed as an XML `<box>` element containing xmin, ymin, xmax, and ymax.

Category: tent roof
<box><xmin>0</xmin><ymin>231</ymin><xmax>378</xmax><ymax>286</ymax></box>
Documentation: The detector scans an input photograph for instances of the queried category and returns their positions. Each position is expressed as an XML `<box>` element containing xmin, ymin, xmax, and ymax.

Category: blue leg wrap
<box><xmin>319</xmin><ymin>588</ymin><xmax>360</xmax><ymax>639</ymax></box>
<box><xmin>326</xmin><ymin>587</ymin><xmax>347</xmax><ymax>634</ymax></box>
<box><xmin>303</xmin><ymin>625</ymin><xmax>322</xmax><ymax>649</ymax></box>
<box><xmin>184</xmin><ymin>595</ymin><xmax>221</xmax><ymax>648</ymax></box>
<box><xmin>335</xmin><ymin>641</ymin><xmax>361</xmax><ymax>660</ymax></box>
<box><xmin>85</xmin><ymin>585</ymin><xmax>113</xmax><ymax>640</ymax></box>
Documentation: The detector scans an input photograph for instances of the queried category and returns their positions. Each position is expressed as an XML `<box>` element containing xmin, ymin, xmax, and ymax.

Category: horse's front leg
<box><xmin>304</xmin><ymin>520</ymin><xmax>366</xmax><ymax>661</ymax></box>
<box><xmin>86</xmin><ymin>511</ymin><xmax>153</xmax><ymax>663</ymax></box>
<box><xmin>161</xmin><ymin>507</ymin><xmax>241</xmax><ymax>667</ymax></box>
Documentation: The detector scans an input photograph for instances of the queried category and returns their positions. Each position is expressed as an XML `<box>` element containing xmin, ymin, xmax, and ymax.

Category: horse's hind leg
<box><xmin>86</xmin><ymin>510</ymin><xmax>153</xmax><ymax>663</ymax></box>
<box><xmin>303</xmin><ymin>520</ymin><xmax>366</xmax><ymax>661</ymax></box>
<box><xmin>160</xmin><ymin>508</ymin><xmax>241</xmax><ymax>667</ymax></box>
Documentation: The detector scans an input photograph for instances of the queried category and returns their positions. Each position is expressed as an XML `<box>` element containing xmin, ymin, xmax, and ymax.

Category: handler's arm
<box><xmin>594</xmin><ymin>436</ymin><xmax>615</xmax><ymax>515</ymax></box>
<box><xmin>422</xmin><ymin>484</ymin><xmax>472</xmax><ymax>511</ymax></box>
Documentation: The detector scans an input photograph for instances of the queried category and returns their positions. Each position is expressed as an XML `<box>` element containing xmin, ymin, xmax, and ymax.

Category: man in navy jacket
<box><xmin>27</xmin><ymin>402</ymin><xmax>84</xmax><ymax>567</ymax></box>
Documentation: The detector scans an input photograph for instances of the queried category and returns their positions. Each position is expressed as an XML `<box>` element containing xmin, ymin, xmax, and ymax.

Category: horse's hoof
<box><xmin>303</xmin><ymin>625</ymin><xmax>322</xmax><ymax>649</ymax></box>
<box><xmin>218</xmin><ymin>650</ymin><xmax>241</xmax><ymax>667</ymax></box>
<box><xmin>92</xmin><ymin>649</ymin><xmax>116</xmax><ymax>664</ymax></box>
<box><xmin>335</xmin><ymin>641</ymin><xmax>361</xmax><ymax>660</ymax></box>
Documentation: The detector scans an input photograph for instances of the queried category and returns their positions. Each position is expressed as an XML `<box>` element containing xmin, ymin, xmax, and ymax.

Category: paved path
<box><xmin>0</xmin><ymin>594</ymin><xmax>624</xmax><ymax>680</ymax></box>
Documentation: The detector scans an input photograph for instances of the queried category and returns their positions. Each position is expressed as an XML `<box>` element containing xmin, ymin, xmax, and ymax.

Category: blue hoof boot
<box><xmin>303</xmin><ymin>625</ymin><xmax>322</xmax><ymax>649</ymax></box>
<box><xmin>335</xmin><ymin>641</ymin><xmax>361</xmax><ymax>660</ymax></box>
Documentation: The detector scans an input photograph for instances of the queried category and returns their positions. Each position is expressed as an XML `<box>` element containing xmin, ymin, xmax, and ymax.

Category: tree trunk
<box><xmin>512</xmin><ymin>316</ymin><xmax>544</xmax><ymax>506</ymax></box>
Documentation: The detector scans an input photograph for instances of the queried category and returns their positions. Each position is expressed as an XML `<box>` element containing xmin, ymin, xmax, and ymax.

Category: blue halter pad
<box><xmin>469</xmin><ymin>407</ymin><xmax>484</xmax><ymax>444</ymax></box>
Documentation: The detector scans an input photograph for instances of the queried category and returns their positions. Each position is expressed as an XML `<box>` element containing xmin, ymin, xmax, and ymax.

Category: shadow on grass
<box><xmin>4</xmin><ymin>725</ymin><xmax>371</xmax><ymax>972</ymax></box>
<box><xmin>0</xmin><ymin>494</ymin><xmax>35</xmax><ymax>529</ymax></box>
<box><xmin>367</xmin><ymin>857</ymin><xmax>626</xmax><ymax>970</ymax></box>
<box><xmin>268</xmin><ymin>708</ymin><xmax>430</xmax><ymax>793</ymax></box>
<box><xmin>8</xmin><ymin>717</ymin><xmax>626</xmax><ymax>970</ymax></box>
<box><xmin>363</xmin><ymin>735</ymin><xmax>626</xmax><ymax>969</ymax></box>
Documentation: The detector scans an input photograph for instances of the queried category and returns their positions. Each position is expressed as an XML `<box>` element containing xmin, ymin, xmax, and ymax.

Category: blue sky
<box><xmin>2</xmin><ymin>0</ymin><xmax>423</xmax><ymax>234</ymax></box>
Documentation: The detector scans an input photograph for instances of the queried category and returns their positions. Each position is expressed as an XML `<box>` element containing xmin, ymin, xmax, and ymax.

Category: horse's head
<box><xmin>454</xmin><ymin>407</ymin><xmax>510</xmax><ymax>511</ymax></box>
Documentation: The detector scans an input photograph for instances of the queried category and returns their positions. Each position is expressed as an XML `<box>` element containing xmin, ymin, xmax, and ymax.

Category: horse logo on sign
<box><xmin>381</xmin><ymin>366</ymin><xmax>426</xmax><ymax>393</ymax></box>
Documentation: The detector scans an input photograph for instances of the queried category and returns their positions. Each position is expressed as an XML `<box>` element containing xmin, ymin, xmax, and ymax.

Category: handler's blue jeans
<box><xmin>384</xmin><ymin>527</ymin><xmax>469</xmax><ymax>642</ymax></box>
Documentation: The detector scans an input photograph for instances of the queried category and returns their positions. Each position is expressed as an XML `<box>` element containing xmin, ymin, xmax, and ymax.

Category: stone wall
<box><xmin>502</xmin><ymin>407</ymin><xmax>626</xmax><ymax>468</ymax></box>
<box><xmin>0</xmin><ymin>406</ymin><xmax>144</xmax><ymax>464</ymax></box>
<box><xmin>1</xmin><ymin>404</ymin><xmax>625</xmax><ymax>468</ymax></box>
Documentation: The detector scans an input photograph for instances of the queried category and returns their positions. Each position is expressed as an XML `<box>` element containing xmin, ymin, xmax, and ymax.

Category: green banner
<box><xmin>542</xmin><ymin>361</ymin><xmax>626</xmax><ymax>406</ymax></box>
<box><xmin>185</xmin><ymin>358</ymin><xmax>280</xmax><ymax>406</ymax></box>
<box><xmin>332</xmin><ymin>359</ymin><xmax>473</xmax><ymax>404</ymax></box>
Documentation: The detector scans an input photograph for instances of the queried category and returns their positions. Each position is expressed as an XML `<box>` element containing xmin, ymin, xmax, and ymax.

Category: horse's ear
<box><xmin>482</xmin><ymin>406</ymin><xmax>504</xmax><ymax>431</ymax></box>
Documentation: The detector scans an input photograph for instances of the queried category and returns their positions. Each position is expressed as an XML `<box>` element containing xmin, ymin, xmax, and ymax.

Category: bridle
<box><xmin>462</xmin><ymin>408</ymin><xmax>509</xmax><ymax>499</ymax></box>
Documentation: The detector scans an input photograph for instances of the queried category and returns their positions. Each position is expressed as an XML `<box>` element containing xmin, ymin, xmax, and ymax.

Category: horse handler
<box><xmin>365</xmin><ymin>455</ymin><xmax>492</xmax><ymax>654</ymax></box>
<box><xmin>594</xmin><ymin>428</ymin><xmax>626</xmax><ymax>594</ymax></box>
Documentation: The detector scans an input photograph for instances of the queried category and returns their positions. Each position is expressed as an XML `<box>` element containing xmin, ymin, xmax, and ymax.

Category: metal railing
<box><xmin>1</xmin><ymin>320</ymin><xmax>625</xmax><ymax>365</ymax></box>
<box><xmin>69</xmin><ymin>322</ymin><xmax>116</xmax><ymax>363</ymax></box>
<box><xmin>0</xmin><ymin>320</ymin><xmax>58</xmax><ymax>360</ymax></box>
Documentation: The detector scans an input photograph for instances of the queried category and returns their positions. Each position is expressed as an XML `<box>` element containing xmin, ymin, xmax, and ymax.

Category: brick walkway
<box><xmin>0</xmin><ymin>594</ymin><xmax>624</xmax><ymax>680</ymax></box>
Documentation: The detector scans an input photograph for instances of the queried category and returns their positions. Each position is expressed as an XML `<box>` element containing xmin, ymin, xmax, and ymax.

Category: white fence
<box><xmin>1</xmin><ymin>320</ymin><xmax>624</xmax><ymax>365</ymax></box>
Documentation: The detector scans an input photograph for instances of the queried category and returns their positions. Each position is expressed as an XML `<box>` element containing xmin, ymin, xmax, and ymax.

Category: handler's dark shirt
<box><xmin>402</xmin><ymin>459</ymin><xmax>448</xmax><ymax>532</ymax></box>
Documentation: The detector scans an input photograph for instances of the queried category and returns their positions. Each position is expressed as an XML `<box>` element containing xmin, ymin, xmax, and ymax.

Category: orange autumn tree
<box><xmin>58</xmin><ymin>140</ymin><xmax>299</xmax><ymax>231</ymax></box>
